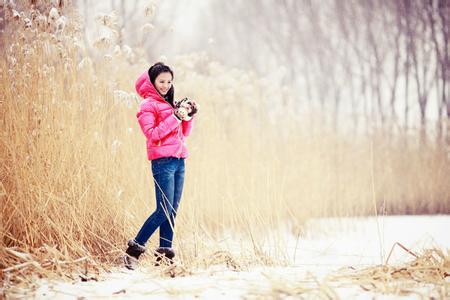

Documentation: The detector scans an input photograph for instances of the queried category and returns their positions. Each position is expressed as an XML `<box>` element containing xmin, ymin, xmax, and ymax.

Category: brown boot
<box><xmin>154</xmin><ymin>247</ymin><xmax>175</xmax><ymax>266</ymax></box>
<box><xmin>123</xmin><ymin>239</ymin><xmax>146</xmax><ymax>270</ymax></box>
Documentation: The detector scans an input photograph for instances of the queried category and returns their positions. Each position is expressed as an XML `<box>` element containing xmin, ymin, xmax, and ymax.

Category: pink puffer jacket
<box><xmin>135</xmin><ymin>71</ymin><xmax>194</xmax><ymax>160</ymax></box>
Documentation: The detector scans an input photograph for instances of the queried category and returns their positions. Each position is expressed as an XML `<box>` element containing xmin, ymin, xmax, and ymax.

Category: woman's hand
<box><xmin>174</xmin><ymin>98</ymin><xmax>199</xmax><ymax>121</ymax></box>
<box><xmin>188</xmin><ymin>100</ymin><xmax>199</xmax><ymax>117</ymax></box>
<box><xmin>174</xmin><ymin>106</ymin><xmax>190</xmax><ymax>121</ymax></box>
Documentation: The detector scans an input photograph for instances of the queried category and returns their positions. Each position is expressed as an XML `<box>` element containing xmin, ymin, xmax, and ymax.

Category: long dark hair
<box><xmin>148</xmin><ymin>62</ymin><xmax>174</xmax><ymax>106</ymax></box>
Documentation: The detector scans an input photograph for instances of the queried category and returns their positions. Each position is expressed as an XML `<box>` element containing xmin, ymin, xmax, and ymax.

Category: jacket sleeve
<box><xmin>136</xmin><ymin>103</ymin><xmax>181</xmax><ymax>143</ymax></box>
<box><xmin>182</xmin><ymin>118</ymin><xmax>194</xmax><ymax>137</ymax></box>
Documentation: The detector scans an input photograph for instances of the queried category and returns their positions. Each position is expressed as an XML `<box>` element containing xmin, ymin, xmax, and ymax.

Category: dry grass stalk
<box><xmin>330</xmin><ymin>247</ymin><xmax>449</xmax><ymax>298</ymax></box>
<box><xmin>1</xmin><ymin>245</ymin><xmax>103</xmax><ymax>298</ymax></box>
<box><xmin>251</xmin><ymin>271</ymin><xmax>338</xmax><ymax>299</ymax></box>
<box><xmin>203</xmin><ymin>250</ymin><xmax>242</xmax><ymax>271</ymax></box>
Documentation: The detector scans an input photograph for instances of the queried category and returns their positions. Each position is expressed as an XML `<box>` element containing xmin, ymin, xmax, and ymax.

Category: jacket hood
<box><xmin>135</xmin><ymin>71</ymin><xmax>165</xmax><ymax>102</ymax></box>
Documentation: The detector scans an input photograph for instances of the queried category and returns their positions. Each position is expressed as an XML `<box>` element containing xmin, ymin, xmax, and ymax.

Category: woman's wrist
<box><xmin>173</xmin><ymin>112</ymin><xmax>182</xmax><ymax>122</ymax></box>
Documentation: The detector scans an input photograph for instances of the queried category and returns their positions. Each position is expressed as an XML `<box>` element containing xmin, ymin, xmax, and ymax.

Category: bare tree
<box><xmin>160</xmin><ymin>0</ymin><xmax>448</xmax><ymax>144</ymax></box>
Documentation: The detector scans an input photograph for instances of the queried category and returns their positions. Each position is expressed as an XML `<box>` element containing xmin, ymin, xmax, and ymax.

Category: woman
<box><xmin>124</xmin><ymin>62</ymin><xmax>198</xmax><ymax>270</ymax></box>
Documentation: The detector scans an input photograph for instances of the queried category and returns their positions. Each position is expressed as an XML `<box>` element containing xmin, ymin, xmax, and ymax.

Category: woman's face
<box><xmin>154</xmin><ymin>72</ymin><xmax>173</xmax><ymax>96</ymax></box>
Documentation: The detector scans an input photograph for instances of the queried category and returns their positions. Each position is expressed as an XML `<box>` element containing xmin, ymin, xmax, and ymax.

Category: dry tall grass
<box><xmin>330</xmin><ymin>247</ymin><xmax>449</xmax><ymax>298</ymax></box>
<box><xmin>0</xmin><ymin>2</ymin><xmax>449</xmax><ymax>286</ymax></box>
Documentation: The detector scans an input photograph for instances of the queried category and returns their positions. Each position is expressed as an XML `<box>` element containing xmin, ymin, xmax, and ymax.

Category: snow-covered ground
<box><xmin>28</xmin><ymin>216</ymin><xmax>450</xmax><ymax>299</ymax></box>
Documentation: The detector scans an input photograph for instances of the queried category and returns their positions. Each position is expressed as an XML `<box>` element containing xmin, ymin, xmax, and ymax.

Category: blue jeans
<box><xmin>134</xmin><ymin>157</ymin><xmax>185</xmax><ymax>248</ymax></box>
